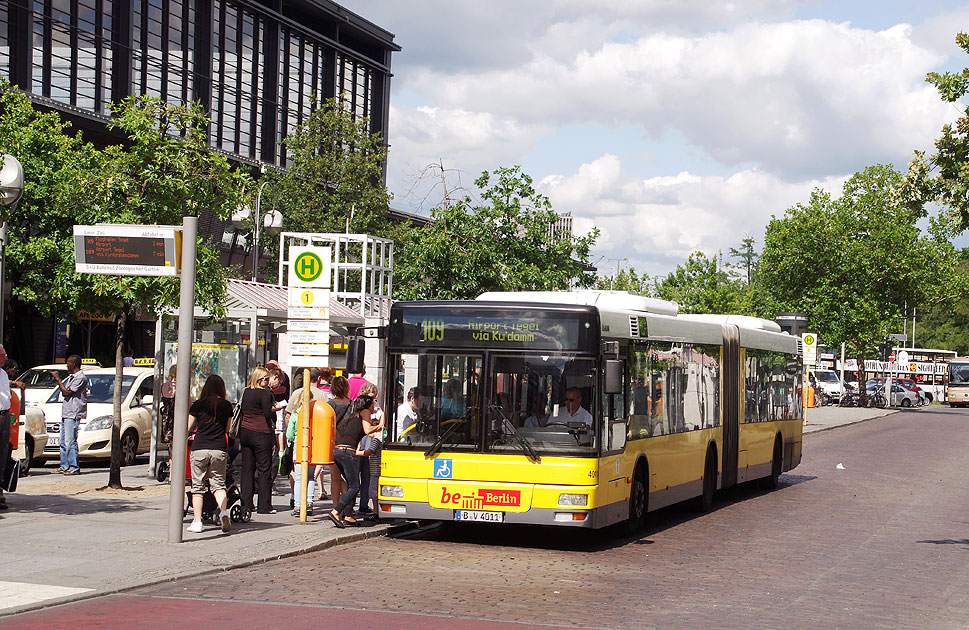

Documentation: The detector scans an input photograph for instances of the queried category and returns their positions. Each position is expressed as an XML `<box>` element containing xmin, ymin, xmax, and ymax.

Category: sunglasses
<box><xmin>565</xmin><ymin>397</ymin><xmax>579</xmax><ymax>402</ymax></box>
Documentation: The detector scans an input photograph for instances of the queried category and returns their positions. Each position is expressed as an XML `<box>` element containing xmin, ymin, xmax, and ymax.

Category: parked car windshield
<box><xmin>47</xmin><ymin>375</ymin><xmax>136</xmax><ymax>404</ymax></box>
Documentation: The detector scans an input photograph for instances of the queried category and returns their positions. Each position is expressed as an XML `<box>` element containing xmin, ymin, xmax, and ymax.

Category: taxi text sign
<box><xmin>74</xmin><ymin>225</ymin><xmax>181</xmax><ymax>277</ymax></box>
<box><xmin>287</xmin><ymin>246</ymin><xmax>331</xmax><ymax>288</ymax></box>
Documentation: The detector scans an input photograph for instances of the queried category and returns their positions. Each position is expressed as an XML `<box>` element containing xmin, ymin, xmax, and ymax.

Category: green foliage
<box><xmin>761</xmin><ymin>164</ymin><xmax>962</xmax><ymax>358</ymax></box>
<box><xmin>910</xmin><ymin>248</ymin><xmax>969</xmax><ymax>354</ymax></box>
<box><xmin>273</xmin><ymin>96</ymin><xmax>392</xmax><ymax>234</ymax></box>
<box><xmin>0</xmin><ymin>87</ymin><xmax>248</xmax><ymax>319</ymax></box>
<box><xmin>728</xmin><ymin>235</ymin><xmax>759</xmax><ymax>285</ymax></box>
<box><xmin>394</xmin><ymin>166</ymin><xmax>598</xmax><ymax>300</ymax></box>
<box><xmin>593</xmin><ymin>267</ymin><xmax>652</xmax><ymax>295</ymax></box>
<box><xmin>654</xmin><ymin>251</ymin><xmax>748</xmax><ymax>314</ymax></box>
<box><xmin>901</xmin><ymin>32</ymin><xmax>969</xmax><ymax>229</ymax></box>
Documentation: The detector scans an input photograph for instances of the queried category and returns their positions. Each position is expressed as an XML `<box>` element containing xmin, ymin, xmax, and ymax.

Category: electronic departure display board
<box><xmin>74</xmin><ymin>225</ymin><xmax>181</xmax><ymax>277</ymax></box>
<box><xmin>389</xmin><ymin>304</ymin><xmax>599</xmax><ymax>352</ymax></box>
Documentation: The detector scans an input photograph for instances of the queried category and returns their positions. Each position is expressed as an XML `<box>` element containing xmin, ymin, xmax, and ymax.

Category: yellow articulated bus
<box><xmin>377</xmin><ymin>291</ymin><xmax>803</xmax><ymax>530</ymax></box>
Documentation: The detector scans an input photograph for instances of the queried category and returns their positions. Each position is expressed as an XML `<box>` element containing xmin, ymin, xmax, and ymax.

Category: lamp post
<box><xmin>232</xmin><ymin>179</ymin><xmax>283</xmax><ymax>282</ymax></box>
<box><xmin>0</xmin><ymin>155</ymin><xmax>24</xmax><ymax>344</ymax></box>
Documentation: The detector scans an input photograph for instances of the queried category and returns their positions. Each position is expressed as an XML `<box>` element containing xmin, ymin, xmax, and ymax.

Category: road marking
<box><xmin>0</xmin><ymin>581</ymin><xmax>92</xmax><ymax>611</ymax></box>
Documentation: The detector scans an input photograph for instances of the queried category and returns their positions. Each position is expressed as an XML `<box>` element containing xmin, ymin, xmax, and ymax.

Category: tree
<box><xmin>909</xmin><ymin>248</ymin><xmax>969</xmax><ymax>354</ymax></box>
<box><xmin>394</xmin><ymin>166</ymin><xmax>598</xmax><ymax>300</ymax></box>
<box><xmin>654</xmin><ymin>251</ymin><xmax>747</xmax><ymax>314</ymax></box>
<box><xmin>728</xmin><ymin>235</ymin><xmax>759</xmax><ymax>285</ymax></box>
<box><xmin>761</xmin><ymin>165</ymin><xmax>962</xmax><ymax>381</ymax></box>
<box><xmin>901</xmin><ymin>32</ymin><xmax>969</xmax><ymax>229</ymax></box>
<box><xmin>593</xmin><ymin>266</ymin><xmax>652</xmax><ymax>295</ymax></box>
<box><xmin>0</xmin><ymin>86</ymin><xmax>248</xmax><ymax>487</ymax></box>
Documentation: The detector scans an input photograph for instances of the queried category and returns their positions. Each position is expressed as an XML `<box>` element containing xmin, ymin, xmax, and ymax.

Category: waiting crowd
<box><xmin>174</xmin><ymin>362</ymin><xmax>384</xmax><ymax>534</ymax></box>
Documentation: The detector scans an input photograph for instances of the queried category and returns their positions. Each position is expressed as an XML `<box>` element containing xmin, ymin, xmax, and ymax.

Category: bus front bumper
<box><xmin>378</xmin><ymin>502</ymin><xmax>600</xmax><ymax>527</ymax></box>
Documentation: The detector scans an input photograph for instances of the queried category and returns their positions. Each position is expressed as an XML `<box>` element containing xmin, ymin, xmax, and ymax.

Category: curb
<box><xmin>804</xmin><ymin>409</ymin><xmax>899</xmax><ymax>435</ymax></box>
<box><xmin>1</xmin><ymin>519</ymin><xmax>419</xmax><ymax>618</ymax></box>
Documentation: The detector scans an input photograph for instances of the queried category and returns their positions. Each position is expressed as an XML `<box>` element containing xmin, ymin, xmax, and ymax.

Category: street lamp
<box><xmin>232</xmin><ymin>179</ymin><xmax>283</xmax><ymax>282</ymax></box>
<box><xmin>0</xmin><ymin>155</ymin><xmax>24</xmax><ymax>343</ymax></box>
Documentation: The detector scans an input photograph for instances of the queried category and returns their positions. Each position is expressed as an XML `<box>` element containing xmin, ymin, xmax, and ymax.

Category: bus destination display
<box><xmin>74</xmin><ymin>225</ymin><xmax>181</xmax><ymax>277</ymax></box>
<box><xmin>394</xmin><ymin>310</ymin><xmax>594</xmax><ymax>351</ymax></box>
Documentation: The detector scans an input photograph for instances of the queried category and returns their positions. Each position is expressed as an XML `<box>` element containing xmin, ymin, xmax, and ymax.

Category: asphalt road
<box><xmin>10</xmin><ymin>405</ymin><xmax>969</xmax><ymax>629</ymax></box>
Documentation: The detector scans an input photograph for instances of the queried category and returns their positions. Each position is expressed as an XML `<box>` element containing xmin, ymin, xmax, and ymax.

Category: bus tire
<box><xmin>694</xmin><ymin>446</ymin><xmax>717</xmax><ymax>512</ymax></box>
<box><xmin>624</xmin><ymin>463</ymin><xmax>648</xmax><ymax>534</ymax></box>
<box><xmin>760</xmin><ymin>436</ymin><xmax>782</xmax><ymax>490</ymax></box>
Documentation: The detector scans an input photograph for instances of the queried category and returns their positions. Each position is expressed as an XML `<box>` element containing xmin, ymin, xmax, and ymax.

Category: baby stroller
<box><xmin>183</xmin><ymin>444</ymin><xmax>251</xmax><ymax>524</ymax></box>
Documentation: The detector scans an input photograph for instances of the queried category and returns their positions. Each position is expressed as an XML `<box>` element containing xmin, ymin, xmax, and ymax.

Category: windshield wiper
<box><xmin>424</xmin><ymin>420</ymin><xmax>463</xmax><ymax>458</ymax></box>
<box><xmin>502</xmin><ymin>417</ymin><xmax>541</xmax><ymax>462</ymax></box>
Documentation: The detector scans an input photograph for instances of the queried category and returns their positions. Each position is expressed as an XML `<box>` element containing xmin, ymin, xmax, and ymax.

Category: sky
<box><xmin>339</xmin><ymin>0</ymin><xmax>969</xmax><ymax>279</ymax></box>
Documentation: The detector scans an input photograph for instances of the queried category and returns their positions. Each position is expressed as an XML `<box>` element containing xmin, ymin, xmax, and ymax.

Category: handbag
<box><xmin>2</xmin><ymin>457</ymin><xmax>19</xmax><ymax>493</ymax></box>
<box><xmin>278</xmin><ymin>445</ymin><xmax>293</xmax><ymax>476</ymax></box>
<box><xmin>228</xmin><ymin>394</ymin><xmax>244</xmax><ymax>439</ymax></box>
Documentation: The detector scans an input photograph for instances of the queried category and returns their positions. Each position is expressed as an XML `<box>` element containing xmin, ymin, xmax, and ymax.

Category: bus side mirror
<box><xmin>604</xmin><ymin>360</ymin><xmax>622</xmax><ymax>394</ymax></box>
<box><xmin>346</xmin><ymin>338</ymin><xmax>366</xmax><ymax>374</ymax></box>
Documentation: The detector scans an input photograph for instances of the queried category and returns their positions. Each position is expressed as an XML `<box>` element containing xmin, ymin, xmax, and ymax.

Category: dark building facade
<box><xmin>1</xmin><ymin>0</ymin><xmax>397</xmax><ymax>168</ymax></box>
<box><xmin>0</xmin><ymin>0</ymin><xmax>398</xmax><ymax>367</ymax></box>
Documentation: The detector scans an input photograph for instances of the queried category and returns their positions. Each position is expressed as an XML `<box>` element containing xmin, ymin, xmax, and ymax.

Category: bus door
<box><xmin>721</xmin><ymin>325</ymin><xmax>740</xmax><ymax>489</ymax></box>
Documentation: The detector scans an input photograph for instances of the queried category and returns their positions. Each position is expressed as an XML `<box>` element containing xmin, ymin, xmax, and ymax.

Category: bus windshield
<box><xmin>484</xmin><ymin>354</ymin><xmax>597</xmax><ymax>455</ymax></box>
<box><xmin>949</xmin><ymin>363</ymin><xmax>969</xmax><ymax>386</ymax></box>
<box><xmin>388</xmin><ymin>351</ymin><xmax>598</xmax><ymax>456</ymax></box>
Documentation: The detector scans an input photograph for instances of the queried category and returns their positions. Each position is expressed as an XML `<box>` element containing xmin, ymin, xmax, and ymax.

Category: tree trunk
<box><xmin>108</xmin><ymin>308</ymin><xmax>126</xmax><ymax>489</ymax></box>
<box><xmin>857</xmin><ymin>358</ymin><xmax>868</xmax><ymax>407</ymax></box>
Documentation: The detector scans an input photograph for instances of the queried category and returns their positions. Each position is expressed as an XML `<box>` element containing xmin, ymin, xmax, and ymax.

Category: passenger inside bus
<box><xmin>441</xmin><ymin>378</ymin><xmax>466</xmax><ymax>420</ymax></box>
<box><xmin>549</xmin><ymin>387</ymin><xmax>593</xmax><ymax>427</ymax></box>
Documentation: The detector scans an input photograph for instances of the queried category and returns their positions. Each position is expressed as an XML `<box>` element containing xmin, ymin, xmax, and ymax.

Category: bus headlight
<box><xmin>381</xmin><ymin>485</ymin><xmax>404</xmax><ymax>498</ymax></box>
<box><xmin>558</xmin><ymin>493</ymin><xmax>588</xmax><ymax>507</ymax></box>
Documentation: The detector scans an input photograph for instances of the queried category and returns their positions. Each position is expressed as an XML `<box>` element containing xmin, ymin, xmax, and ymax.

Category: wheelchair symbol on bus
<box><xmin>434</xmin><ymin>459</ymin><xmax>452</xmax><ymax>479</ymax></box>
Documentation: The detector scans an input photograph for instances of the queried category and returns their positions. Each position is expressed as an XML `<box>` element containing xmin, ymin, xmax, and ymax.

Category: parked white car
<box><xmin>39</xmin><ymin>367</ymin><xmax>155</xmax><ymax>466</ymax></box>
<box><xmin>812</xmin><ymin>369</ymin><xmax>845</xmax><ymax>402</ymax></box>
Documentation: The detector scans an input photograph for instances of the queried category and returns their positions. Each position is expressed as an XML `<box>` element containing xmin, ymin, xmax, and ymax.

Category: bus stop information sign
<box><xmin>73</xmin><ymin>225</ymin><xmax>181</xmax><ymax>276</ymax></box>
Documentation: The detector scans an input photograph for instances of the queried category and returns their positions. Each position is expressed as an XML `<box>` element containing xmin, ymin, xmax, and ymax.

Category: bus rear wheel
<box><xmin>694</xmin><ymin>448</ymin><xmax>717</xmax><ymax>512</ymax></box>
<box><xmin>760</xmin><ymin>437</ymin><xmax>782</xmax><ymax>490</ymax></box>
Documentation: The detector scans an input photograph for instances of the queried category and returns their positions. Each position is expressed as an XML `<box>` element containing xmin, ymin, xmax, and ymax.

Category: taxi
<box><xmin>9</xmin><ymin>386</ymin><xmax>48</xmax><ymax>474</ymax></box>
<box><xmin>39</xmin><ymin>367</ymin><xmax>154</xmax><ymax>466</ymax></box>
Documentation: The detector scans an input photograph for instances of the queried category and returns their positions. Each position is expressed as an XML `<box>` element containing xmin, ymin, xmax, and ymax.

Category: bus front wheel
<box><xmin>624</xmin><ymin>470</ymin><xmax>647</xmax><ymax>534</ymax></box>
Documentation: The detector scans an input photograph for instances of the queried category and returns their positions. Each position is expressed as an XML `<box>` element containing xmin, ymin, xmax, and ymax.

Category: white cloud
<box><xmin>539</xmin><ymin>154</ymin><xmax>846</xmax><ymax>276</ymax></box>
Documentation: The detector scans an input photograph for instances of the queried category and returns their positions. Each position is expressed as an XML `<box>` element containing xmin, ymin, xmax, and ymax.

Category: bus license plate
<box><xmin>454</xmin><ymin>510</ymin><xmax>504</xmax><ymax>523</ymax></box>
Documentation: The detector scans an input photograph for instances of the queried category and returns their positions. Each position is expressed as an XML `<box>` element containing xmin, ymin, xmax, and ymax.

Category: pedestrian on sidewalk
<box><xmin>51</xmin><ymin>354</ymin><xmax>87</xmax><ymax>476</ymax></box>
<box><xmin>326</xmin><ymin>376</ymin><xmax>351</xmax><ymax>505</ymax></box>
<box><xmin>239</xmin><ymin>365</ymin><xmax>277</xmax><ymax>515</ymax></box>
<box><xmin>286</xmin><ymin>400</ymin><xmax>316</xmax><ymax>516</ymax></box>
<box><xmin>328</xmin><ymin>394</ymin><xmax>380</xmax><ymax>528</ymax></box>
<box><xmin>0</xmin><ymin>345</ymin><xmax>12</xmax><ymax>509</ymax></box>
<box><xmin>186</xmin><ymin>374</ymin><xmax>234</xmax><ymax>534</ymax></box>
<box><xmin>356</xmin><ymin>382</ymin><xmax>384</xmax><ymax>515</ymax></box>
<box><xmin>347</xmin><ymin>366</ymin><xmax>372</xmax><ymax>400</ymax></box>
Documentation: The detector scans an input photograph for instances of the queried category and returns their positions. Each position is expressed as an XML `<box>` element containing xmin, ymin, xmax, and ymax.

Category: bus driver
<box><xmin>550</xmin><ymin>387</ymin><xmax>593</xmax><ymax>427</ymax></box>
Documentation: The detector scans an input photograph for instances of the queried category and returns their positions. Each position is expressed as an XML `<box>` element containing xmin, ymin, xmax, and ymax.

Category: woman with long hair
<box><xmin>326</xmin><ymin>376</ymin><xmax>351</xmax><ymax>505</ymax></box>
<box><xmin>239</xmin><ymin>365</ymin><xmax>277</xmax><ymax>515</ymax></box>
<box><xmin>186</xmin><ymin>374</ymin><xmax>234</xmax><ymax>533</ymax></box>
<box><xmin>328</xmin><ymin>394</ymin><xmax>380</xmax><ymax>528</ymax></box>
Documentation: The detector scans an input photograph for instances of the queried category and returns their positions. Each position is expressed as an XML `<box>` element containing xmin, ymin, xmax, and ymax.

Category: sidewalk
<box><xmin>0</xmin><ymin>464</ymin><xmax>409</xmax><ymax>617</ymax></box>
<box><xmin>803</xmin><ymin>404</ymin><xmax>897</xmax><ymax>434</ymax></box>
<box><xmin>0</xmin><ymin>405</ymin><xmax>902</xmax><ymax>617</ymax></box>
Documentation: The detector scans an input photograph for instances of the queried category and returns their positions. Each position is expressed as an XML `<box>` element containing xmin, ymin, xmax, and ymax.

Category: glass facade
<box><xmin>2</xmin><ymin>0</ymin><xmax>395</xmax><ymax>167</ymax></box>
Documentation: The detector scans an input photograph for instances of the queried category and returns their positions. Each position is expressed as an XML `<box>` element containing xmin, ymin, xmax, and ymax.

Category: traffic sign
<box><xmin>889</xmin><ymin>352</ymin><xmax>896</xmax><ymax>362</ymax></box>
<box><xmin>287</xmin><ymin>306</ymin><xmax>328</xmax><ymax>320</ymax></box>
<box><xmin>288</xmin><ymin>330</ymin><xmax>330</xmax><ymax>345</ymax></box>
<box><xmin>290</xmin><ymin>343</ymin><xmax>330</xmax><ymax>356</ymax></box>
<box><xmin>288</xmin><ymin>287</ymin><xmax>330</xmax><ymax>308</ymax></box>
<box><xmin>288</xmin><ymin>319</ymin><xmax>330</xmax><ymax>332</ymax></box>
<box><xmin>287</xmin><ymin>246</ymin><xmax>331</xmax><ymax>288</ymax></box>
<box><xmin>801</xmin><ymin>332</ymin><xmax>818</xmax><ymax>365</ymax></box>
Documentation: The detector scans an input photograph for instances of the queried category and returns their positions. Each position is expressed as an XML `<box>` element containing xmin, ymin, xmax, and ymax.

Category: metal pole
<box><xmin>299</xmin><ymin>367</ymin><xmax>310</xmax><ymax>523</ymax></box>
<box><xmin>167</xmin><ymin>217</ymin><xmax>197</xmax><ymax>543</ymax></box>
<box><xmin>0</xmin><ymin>221</ymin><xmax>7</xmax><ymax>344</ymax></box>
<box><xmin>251</xmin><ymin>185</ymin><xmax>262</xmax><ymax>282</ymax></box>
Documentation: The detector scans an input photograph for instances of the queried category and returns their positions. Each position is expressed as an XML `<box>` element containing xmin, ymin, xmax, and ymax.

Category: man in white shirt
<box><xmin>550</xmin><ymin>387</ymin><xmax>593</xmax><ymax>427</ymax></box>
<box><xmin>395</xmin><ymin>387</ymin><xmax>420</xmax><ymax>439</ymax></box>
